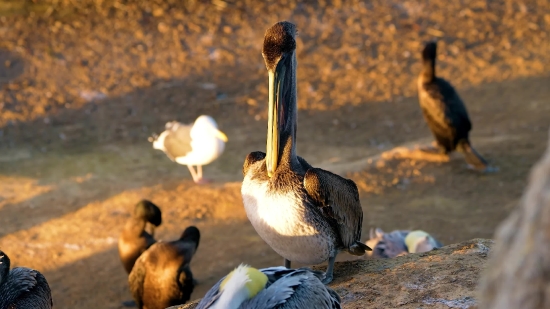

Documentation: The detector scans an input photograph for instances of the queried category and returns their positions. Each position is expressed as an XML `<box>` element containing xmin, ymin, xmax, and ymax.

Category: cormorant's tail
<box><xmin>348</xmin><ymin>241</ymin><xmax>372</xmax><ymax>256</ymax></box>
<box><xmin>457</xmin><ymin>140</ymin><xmax>489</xmax><ymax>170</ymax></box>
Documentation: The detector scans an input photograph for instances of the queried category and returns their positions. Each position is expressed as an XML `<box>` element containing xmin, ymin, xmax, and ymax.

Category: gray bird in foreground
<box><xmin>196</xmin><ymin>264</ymin><xmax>341</xmax><ymax>309</ymax></box>
<box><xmin>149</xmin><ymin>115</ymin><xmax>228</xmax><ymax>184</ymax></box>
<box><xmin>0</xmin><ymin>250</ymin><xmax>53</xmax><ymax>309</ymax></box>
<box><xmin>417</xmin><ymin>41</ymin><xmax>497</xmax><ymax>173</ymax></box>
<box><xmin>241</xmin><ymin>21</ymin><xmax>370</xmax><ymax>285</ymax></box>
<box><xmin>366</xmin><ymin>228</ymin><xmax>443</xmax><ymax>258</ymax></box>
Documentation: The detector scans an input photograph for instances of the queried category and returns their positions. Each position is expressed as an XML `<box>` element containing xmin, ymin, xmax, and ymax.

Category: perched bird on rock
<box><xmin>129</xmin><ymin>226</ymin><xmax>200</xmax><ymax>309</ymax></box>
<box><xmin>196</xmin><ymin>264</ymin><xmax>341</xmax><ymax>309</ymax></box>
<box><xmin>417</xmin><ymin>41</ymin><xmax>497</xmax><ymax>172</ymax></box>
<box><xmin>366</xmin><ymin>228</ymin><xmax>442</xmax><ymax>258</ymax></box>
<box><xmin>0</xmin><ymin>250</ymin><xmax>53</xmax><ymax>309</ymax></box>
<box><xmin>149</xmin><ymin>115</ymin><xmax>228</xmax><ymax>184</ymax></box>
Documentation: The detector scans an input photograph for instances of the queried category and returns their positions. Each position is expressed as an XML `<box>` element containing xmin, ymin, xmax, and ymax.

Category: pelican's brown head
<box><xmin>262</xmin><ymin>21</ymin><xmax>297</xmax><ymax>72</ymax></box>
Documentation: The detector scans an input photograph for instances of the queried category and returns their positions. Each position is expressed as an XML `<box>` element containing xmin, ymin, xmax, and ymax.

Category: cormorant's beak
<box><xmin>266</xmin><ymin>56</ymin><xmax>288</xmax><ymax>177</ymax></box>
<box><xmin>214</xmin><ymin>129</ymin><xmax>228</xmax><ymax>142</ymax></box>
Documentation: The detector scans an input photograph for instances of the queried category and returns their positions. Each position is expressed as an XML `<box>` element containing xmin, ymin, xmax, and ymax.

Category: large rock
<box><xmin>168</xmin><ymin>238</ymin><xmax>492</xmax><ymax>309</ymax></box>
<box><xmin>478</xmin><ymin>133</ymin><xmax>550</xmax><ymax>309</ymax></box>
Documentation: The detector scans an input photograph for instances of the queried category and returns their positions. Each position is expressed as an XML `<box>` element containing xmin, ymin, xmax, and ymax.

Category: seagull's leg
<box><xmin>284</xmin><ymin>259</ymin><xmax>291</xmax><ymax>268</ymax></box>
<box><xmin>187</xmin><ymin>165</ymin><xmax>200</xmax><ymax>183</ymax></box>
<box><xmin>197</xmin><ymin>165</ymin><xmax>203</xmax><ymax>179</ymax></box>
<box><xmin>189</xmin><ymin>165</ymin><xmax>211</xmax><ymax>184</ymax></box>
<box><xmin>322</xmin><ymin>255</ymin><xmax>336</xmax><ymax>284</ymax></box>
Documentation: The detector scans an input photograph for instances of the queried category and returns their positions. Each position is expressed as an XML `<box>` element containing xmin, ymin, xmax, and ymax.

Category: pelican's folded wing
<box><xmin>303</xmin><ymin>168</ymin><xmax>365</xmax><ymax>251</ymax></box>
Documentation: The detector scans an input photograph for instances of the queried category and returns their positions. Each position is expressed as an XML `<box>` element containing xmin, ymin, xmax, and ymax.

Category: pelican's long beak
<box><xmin>215</xmin><ymin>129</ymin><xmax>228</xmax><ymax>142</ymax></box>
<box><xmin>266</xmin><ymin>59</ymin><xmax>287</xmax><ymax>177</ymax></box>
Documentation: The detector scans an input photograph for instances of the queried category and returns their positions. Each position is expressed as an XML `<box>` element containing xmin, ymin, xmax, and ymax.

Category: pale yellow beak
<box><xmin>215</xmin><ymin>129</ymin><xmax>228</xmax><ymax>142</ymax></box>
<box><xmin>266</xmin><ymin>61</ymin><xmax>286</xmax><ymax>178</ymax></box>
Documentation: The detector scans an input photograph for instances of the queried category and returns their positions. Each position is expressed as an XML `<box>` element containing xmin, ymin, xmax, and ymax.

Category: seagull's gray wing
<box><xmin>195</xmin><ymin>277</ymin><xmax>223</xmax><ymax>309</ymax></box>
<box><xmin>163</xmin><ymin>122</ymin><xmax>193</xmax><ymax>160</ymax></box>
<box><xmin>304</xmin><ymin>168</ymin><xmax>370</xmax><ymax>255</ymax></box>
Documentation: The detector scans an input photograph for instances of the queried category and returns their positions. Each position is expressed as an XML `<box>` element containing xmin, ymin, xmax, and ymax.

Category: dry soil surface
<box><xmin>0</xmin><ymin>0</ymin><xmax>549</xmax><ymax>308</ymax></box>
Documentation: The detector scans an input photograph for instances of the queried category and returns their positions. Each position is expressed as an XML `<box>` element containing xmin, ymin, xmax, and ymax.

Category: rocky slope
<box><xmin>170</xmin><ymin>238</ymin><xmax>492</xmax><ymax>309</ymax></box>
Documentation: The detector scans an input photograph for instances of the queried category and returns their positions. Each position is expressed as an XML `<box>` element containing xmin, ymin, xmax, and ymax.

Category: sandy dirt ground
<box><xmin>0</xmin><ymin>0</ymin><xmax>550</xmax><ymax>308</ymax></box>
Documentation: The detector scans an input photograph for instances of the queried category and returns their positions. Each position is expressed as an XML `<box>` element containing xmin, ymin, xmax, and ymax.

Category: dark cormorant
<box><xmin>417</xmin><ymin>41</ymin><xmax>496</xmax><ymax>172</ymax></box>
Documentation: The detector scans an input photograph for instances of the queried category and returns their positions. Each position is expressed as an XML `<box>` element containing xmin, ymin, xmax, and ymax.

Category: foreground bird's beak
<box><xmin>215</xmin><ymin>130</ymin><xmax>228</xmax><ymax>142</ymax></box>
<box><xmin>266</xmin><ymin>62</ymin><xmax>286</xmax><ymax>178</ymax></box>
<box><xmin>149</xmin><ymin>224</ymin><xmax>155</xmax><ymax>237</ymax></box>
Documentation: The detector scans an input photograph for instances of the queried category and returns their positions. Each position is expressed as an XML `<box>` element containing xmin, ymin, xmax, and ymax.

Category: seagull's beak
<box><xmin>215</xmin><ymin>130</ymin><xmax>228</xmax><ymax>142</ymax></box>
<box><xmin>266</xmin><ymin>55</ymin><xmax>288</xmax><ymax>178</ymax></box>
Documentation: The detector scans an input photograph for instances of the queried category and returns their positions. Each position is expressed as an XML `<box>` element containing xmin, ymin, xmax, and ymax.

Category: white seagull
<box><xmin>148</xmin><ymin>115</ymin><xmax>228</xmax><ymax>184</ymax></box>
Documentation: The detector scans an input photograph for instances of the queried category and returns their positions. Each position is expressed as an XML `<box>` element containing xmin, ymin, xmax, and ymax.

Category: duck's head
<box><xmin>211</xmin><ymin>264</ymin><xmax>268</xmax><ymax>309</ymax></box>
<box><xmin>180</xmin><ymin>226</ymin><xmax>201</xmax><ymax>250</ymax></box>
<box><xmin>134</xmin><ymin>199</ymin><xmax>162</xmax><ymax>227</ymax></box>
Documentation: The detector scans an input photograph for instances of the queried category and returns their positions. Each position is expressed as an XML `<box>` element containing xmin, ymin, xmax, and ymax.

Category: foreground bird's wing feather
<box><xmin>0</xmin><ymin>268</ymin><xmax>38</xmax><ymax>307</ymax></box>
<box><xmin>195</xmin><ymin>278</ymin><xmax>223</xmax><ymax>309</ymax></box>
<box><xmin>303</xmin><ymin>168</ymin><xmax>363</xmax><ymax>248</ymax></box>
<box><xmin>242</xmin><ymin>270</ymin><xmax>308</xmax><ymax>308</ymax></box>
<box><xmin>163</xmin><ymin>123</ymin><xmax>193</xmax><ymax>159</ymax></box>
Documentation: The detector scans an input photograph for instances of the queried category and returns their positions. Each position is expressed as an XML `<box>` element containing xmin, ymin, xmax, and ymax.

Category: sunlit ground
<box><xmin>0</xmin><ymin>0</ymin><xmax>550</xmax><ymax>308</ymax></box>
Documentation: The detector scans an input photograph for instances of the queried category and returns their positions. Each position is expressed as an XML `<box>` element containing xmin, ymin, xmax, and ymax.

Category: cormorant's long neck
<box><xmin>278</xmin><ymin>52</ymin><xmax>299</xmax><ymax>169</ymax></box>
<box><xmin>421</xmin><ymin>57</ymin><xmax>435</xmax><ymax>83</ymax></box>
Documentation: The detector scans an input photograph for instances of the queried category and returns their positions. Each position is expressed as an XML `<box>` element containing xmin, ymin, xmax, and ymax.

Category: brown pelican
<box><xmin>196</xmin><ymin>264</ymin><xmax>341</xmax><ymax>309</ymax></box>
<box><xmin>241</xmin><ymin>21</ymin><xmax>370</xmax><ymax>284</ymax></box>
<box><xmin>118</xmin><ymin>199</ymin><xmax>162</xmax><ymax>274</ymax></box>
<box><xmin>149</xmin><ymin>115</ymin><xmax>228</xmax><ymax>184</ymax></box>
<box><xmin>417</xmin><ymin>41</ymin><xmax>497</xmax><ymax>172</ymax></box>
<box><xmin>128</xmin><ymin>226</ymin><xmax>200</xmax><ymax>309</ymax></box>
<box><xmin>0</xmin><ymin>250</ymin><xmax>53</xmax><ymax>309</ymax></box>
<box><xmin>366</xmin><ymin>228</ymin><xmax>442</xmax><ymax>258</ymax></box>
